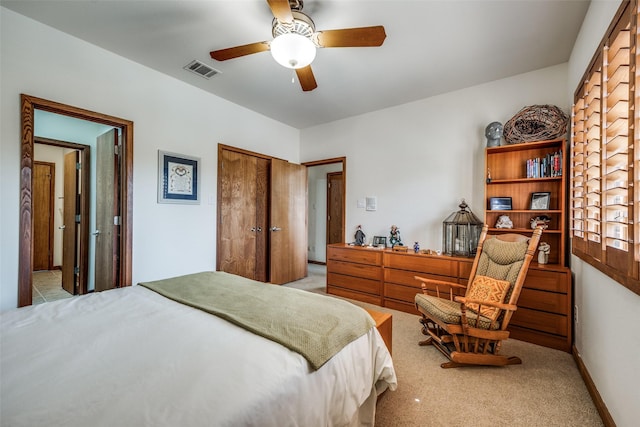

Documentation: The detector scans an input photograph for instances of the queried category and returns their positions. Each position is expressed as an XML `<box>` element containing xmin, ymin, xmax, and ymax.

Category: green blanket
<box><xmin>139</xmin><ymin>271</ymin><xmax>375</xmax><ymax>370</ymax></box>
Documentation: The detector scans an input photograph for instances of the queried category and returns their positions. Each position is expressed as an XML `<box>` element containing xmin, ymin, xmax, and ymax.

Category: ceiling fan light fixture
<box><xmin>270</xmin><ymin>33</ymin><xmax>316</xmax><ymax>69</ymax></box>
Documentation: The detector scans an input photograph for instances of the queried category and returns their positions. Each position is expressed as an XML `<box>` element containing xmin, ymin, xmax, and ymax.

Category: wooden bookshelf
<box><xmin>485</xmin><ymin>138</ymin><xmax>568</xmax><ymax>266</ymax></box>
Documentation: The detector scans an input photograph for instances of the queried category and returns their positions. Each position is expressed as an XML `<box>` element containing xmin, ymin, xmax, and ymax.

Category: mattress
<box><xmin>0</xmin><ymin>279</ymin><xmax>397</xmax><ymax>426</ymax></box>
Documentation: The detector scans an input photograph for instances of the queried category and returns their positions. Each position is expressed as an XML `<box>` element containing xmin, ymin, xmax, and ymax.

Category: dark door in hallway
<box><xmin>33</xmin><ymin>161</ymin><xmax>55</xmax><ymax>271</ymax></box>
<box><xmin>326</xmin><ymin>172</ymin><xmax>344</xmax><ymax>244</ymax></box>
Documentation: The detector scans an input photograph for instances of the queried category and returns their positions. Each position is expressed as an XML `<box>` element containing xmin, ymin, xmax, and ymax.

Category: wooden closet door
<box><xmin>218</xmin><ymin>149</ymin><xmax>264</xmax><ymax>280</ymax></box>
<box><xmin>254</xmin><ymin>157</ymin><xmax>269</xmax><ymax>282</ymax></box>
<box><xmin>270</xmin><ymin>159</ymin><xmax>307</xmax><ymax>284</ymax></box>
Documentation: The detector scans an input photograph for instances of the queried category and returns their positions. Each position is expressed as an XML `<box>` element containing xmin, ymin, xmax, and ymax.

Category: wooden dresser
<box><xmin>327</xmin><ymin>243</ymin><xmax>572</xmax><ymax>352</ymax></box>
<box><xmin>326</xmin><ymin>244</ymin><xmax>384</xmax><ymax>305</ymax></box>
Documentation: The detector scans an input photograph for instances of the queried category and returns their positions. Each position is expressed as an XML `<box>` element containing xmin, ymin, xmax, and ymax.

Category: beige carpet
<box><xmin>286</xmin><ymin>264</ymin><xmax>603</xmax><ymax>427</ymax></box>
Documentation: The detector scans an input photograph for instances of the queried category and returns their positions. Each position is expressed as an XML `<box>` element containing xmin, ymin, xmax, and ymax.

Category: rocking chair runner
<box><xmin>414</xmin><ymin>225</ymin><xmax>542</xmax><ymax>368</ymax></box>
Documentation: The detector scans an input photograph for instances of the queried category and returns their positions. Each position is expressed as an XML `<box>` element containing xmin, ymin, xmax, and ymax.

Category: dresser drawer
<box><xmin>385</xmin><ymin>268</ymin><xmax>432</xmax><ymax>288</ymax></box>
<box><xmin>524</xmin><ymin>268</ymin><xmax>570</xmax><ymax>293</ymax></box>
<box><xmin>458</xmin><ymin>260</ymin><xmax>473</xmax><ymax>279</ymax></box>
<box><xmin>383</xmin><ymin>282</ymin><xmax>422</xmax><ymax>305</ymax></box>
<box><xmin>385</xmin><ymin>267</ymin><xmax>463</xmax><ymax>289</ymax></box>
<box><xmin>327</xmin><ymin>246</ymin><xmax>382</xmax><ymax>265</ymax></box>
<box><xmin>384</xmin><ymin>252</ymin><xmax>458</xmax><ymax>276</ymax></box>
<box><xmin>327</xmin><ymin>272</ymin><xmax>381</xmax><ymax>296</ymax></box>
<box><xmin>328</xmin><ymin>260</ymin><xmax>382</xmax><ymax>281</ymax></box>
<box><xmin>327</xmin><ymin>286</ymin><xmax>382</xmax><ymax>306</ymax></box>
<box><xmin>510</xmin><ymin>307</ymin><xmax>568</xmax><ymax>336</ymax></box>
<box><xmin>518</xmin><ymin>288</ymin><xmax>568</xmax><ymax>315</ymax></box>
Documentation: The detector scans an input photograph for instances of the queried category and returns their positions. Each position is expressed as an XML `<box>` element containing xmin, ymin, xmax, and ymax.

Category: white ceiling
<box><xmin>2</xmin><ymin>0</ymin><xmax>590</xmax><ymax>129</ymax></box>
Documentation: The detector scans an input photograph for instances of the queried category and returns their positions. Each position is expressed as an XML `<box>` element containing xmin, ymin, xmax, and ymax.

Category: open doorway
<box><xmin>303</xmin><ymin>157</ymin><xmax>346</xmax><ymax>264</ymax></box>
<box><xmin>18</xmin><ymin>94</ymin><xmax>133</xmax><ymax>308</ymax></box>
<box><xmin>32</xmin><ymin>139</ymin><xmax>91</xmax><ymax>304</ymax></box>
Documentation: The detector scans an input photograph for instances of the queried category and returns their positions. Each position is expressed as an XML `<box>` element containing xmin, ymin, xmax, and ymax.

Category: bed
<box><xmin>0</xmin><ymin>271</ymin><xmax>397</xmax><ymax>427</ymax></box>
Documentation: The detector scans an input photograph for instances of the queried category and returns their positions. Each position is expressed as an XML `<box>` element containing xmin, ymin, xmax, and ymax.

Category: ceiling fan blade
<box><xmin>296</xmin><ymin>66</ymin><xmax>317</xmax><ymax>92</ymax></box>
<box><xmin>267</xmin><ymin>0</ymin><xmax>293</xmax><ymax>23</ymax></box>
<box><xmin>210</xmin><ymin>42</ymin><xmax>270</xmax><ymax>61</ymax></box>
<box><xmin>316</xmin><ymin>26</ymin><xmax>386</xmax><ymax>48</ymax></box>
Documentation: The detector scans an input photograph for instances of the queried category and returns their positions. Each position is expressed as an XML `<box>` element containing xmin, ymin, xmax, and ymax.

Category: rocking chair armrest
<box><xmin>414</xmin><ymin>276</ymin><xmax>466</xmax><ymax>290</ymax></box>
<box><xmin>415</xmin><ymin>276</ymin><xmax>466</xmax><ymax>300</ymax></box>
<box><xmin>455</xmin><ymin>296</ymin><xmax>518</xmax><ymax>312</ymax></box>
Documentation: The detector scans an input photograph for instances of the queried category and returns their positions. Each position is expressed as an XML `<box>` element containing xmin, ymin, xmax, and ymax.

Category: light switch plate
<box><xmin>366</xmin><ymin>196</ymin><xmax>377</xmax><ymax>211</ymax></box>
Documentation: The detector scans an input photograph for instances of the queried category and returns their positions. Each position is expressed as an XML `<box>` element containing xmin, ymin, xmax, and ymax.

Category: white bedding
<box><xmin>1</xmin><ymin>285</ymin><xmax>397</xmax><ymax>427</ymax></box>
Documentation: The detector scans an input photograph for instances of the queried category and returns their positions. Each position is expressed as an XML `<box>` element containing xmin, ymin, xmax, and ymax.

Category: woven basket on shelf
<box><xmin>503</xmin><ymin>104</ymin><xmax>569</xmax><ymax>144</ymax></box>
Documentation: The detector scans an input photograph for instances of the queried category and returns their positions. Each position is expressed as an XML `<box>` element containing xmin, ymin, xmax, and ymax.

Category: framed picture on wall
<box><xmin>158</xmin><ymin>150</ymin><xmax>200</xmax><ymax>204</ymax></box>
<box><xmin>530</xmin><ymin>192</ymin><xmax>551</xmax><ymax>210</ymax></box>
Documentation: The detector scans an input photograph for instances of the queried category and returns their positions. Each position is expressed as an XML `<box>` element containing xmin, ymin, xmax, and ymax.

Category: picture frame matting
<box><xmin>530</xmin><ymin>192</ymin><xmax>551</xmax><ymax>210</ymax></box>
<box><xmin>158</xmin><ymin>150</ymin><xmax>201</xmax><ymax>204</ymax></box>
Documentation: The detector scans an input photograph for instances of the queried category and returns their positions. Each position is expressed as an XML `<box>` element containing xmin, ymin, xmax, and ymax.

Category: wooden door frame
<box><xmin>302</xmin><ymin>157</ymin><xmax>347</xmax><ymax>249</ymax></box>
<box><xmin>35</xmin><ymin>137</ymin><xmax>91</xmax><ymax>296</ymax></box>
<box><xmin>19</xmin><ymin>94</ymin><xmax>134</xmax><ymax>307</ymax></box>
<box><xmin>33</xmin><ymin>161</ymin><xmax>55</xmax><ymax>270</ymax></box>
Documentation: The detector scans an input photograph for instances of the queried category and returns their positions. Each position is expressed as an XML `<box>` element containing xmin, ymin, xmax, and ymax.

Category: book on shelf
<box><xmin>525</xmin><ymin>150</ymin><xmax>562</xmax><ymax>178</ymax></box>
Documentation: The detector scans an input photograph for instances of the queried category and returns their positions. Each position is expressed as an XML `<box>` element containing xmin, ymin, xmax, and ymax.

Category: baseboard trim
<box><xmin>308</xmin><ymin>260</ymin><xmax>326</xmax><ymax>266</ymax></box>
<box><xmin>572</xmin><ymin>345</ymin><xmax>616</xmax><ymax>427</ymax></box>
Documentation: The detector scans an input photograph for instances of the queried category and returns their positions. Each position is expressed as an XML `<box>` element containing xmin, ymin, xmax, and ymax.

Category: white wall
<box><xmin>0</xmin><ymin>7</ymin><xmax>299</xmax><ymax>311</ymax></box>
<box><xmin>568</xmin><ymin>1</ymin><xmax>640</xmax><ymax>426</ymax></box>
<box><xmin>301</xmin><ymin>64</ymin><xmax>569</xmax><ymax>252</ymax></box>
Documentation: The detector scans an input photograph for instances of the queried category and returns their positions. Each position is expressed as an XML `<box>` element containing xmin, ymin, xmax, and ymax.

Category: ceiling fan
<box><xmin>209</xmin><ymin>0</ymin><xmax>386</xmax><ymax>92</ymax></box>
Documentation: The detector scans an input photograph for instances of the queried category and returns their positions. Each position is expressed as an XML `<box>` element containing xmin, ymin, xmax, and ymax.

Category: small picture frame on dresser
<box><xmin>372</xmin><ymin>236</ymin><xmax>387</xmax><ymax>247</ymax></box>
<box><xmin>489</xmin><ymin>197</ymin><xmax>512</xmax><ymax>210</ymax></box>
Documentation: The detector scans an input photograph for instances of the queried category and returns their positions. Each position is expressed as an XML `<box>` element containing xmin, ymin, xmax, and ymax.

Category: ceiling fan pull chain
<box><xmin>291</xmin><ymin>68</ymin><xmax>296</xmax><ymax>84</ymax></box>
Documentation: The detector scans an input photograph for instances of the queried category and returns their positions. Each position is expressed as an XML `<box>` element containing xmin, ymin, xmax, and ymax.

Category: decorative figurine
<box><xmin>486</xmin><ymin>168</ymin><xmax>492</xmax><ymax>184</ymax></box>
<box><xmin>495</xmin><ymin>215</ymin><xmax>513</xmax><ymax>229</ymax></box>
<box><xmin>538</xmin><ymin>242</ymin><xmax>551</xmax><ymax>264</ymax></box>
<box><xmin>354</xmin><ymin>225</ymin><xmax>366</xmax><ymax>246</ymax></box>
<box><xmin>389</xmin><ymin>225</ymin><xmax>403</xmax><ymax>247</ymax></box>
<box><xmin>413</xmin><ymin>241</ymin><xmax>420</xmax><ymax>253</ymax></box>
<box><xmin>530</xmin><ymin>215</ymin><xmax>551</xmax><ymax>230</ymax></box>
<box><xmin>485</xmin><ymin>121</ymin><xmax>503</xmax><ymax>147</ymax></box>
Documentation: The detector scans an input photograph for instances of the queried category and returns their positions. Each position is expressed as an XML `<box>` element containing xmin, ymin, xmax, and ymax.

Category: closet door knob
<box><xmin>270</xmin><ymin>226</ymin><xmax>282</xmax><ymax>232</ymax></box>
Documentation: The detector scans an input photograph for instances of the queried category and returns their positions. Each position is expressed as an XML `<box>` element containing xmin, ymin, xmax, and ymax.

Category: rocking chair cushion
<box><xmin>414</xmin><ymin>294</ymin><xmax>500</xmax><ymax>330</ymax></box>
<box><xmin>465</xmin><ymin>275</ymin><xmax>511</xmax><ymax>321</ymax></box>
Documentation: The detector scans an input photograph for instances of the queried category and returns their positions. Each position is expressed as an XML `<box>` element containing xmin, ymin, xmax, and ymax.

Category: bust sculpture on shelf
<box><xmin>485</xmin><ymin>121</ymin><xmax>503</xmax><ymax>147</ymax></box>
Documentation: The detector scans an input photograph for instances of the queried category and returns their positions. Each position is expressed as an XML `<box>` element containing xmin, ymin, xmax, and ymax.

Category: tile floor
<box><xmin>32</xmin><ymin>270</ymin><xmax>74</xmax><ymax>305</ymax></box>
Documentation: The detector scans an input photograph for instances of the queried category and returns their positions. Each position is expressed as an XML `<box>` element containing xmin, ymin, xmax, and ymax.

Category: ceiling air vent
<box><xmin>183</xmin><ymin>60</ymin><xmax>220</xmax><ymax>79</ymax></box>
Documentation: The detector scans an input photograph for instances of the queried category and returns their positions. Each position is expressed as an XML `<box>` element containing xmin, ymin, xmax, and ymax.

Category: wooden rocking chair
<box><xmin>414</xmin><ymin>225</ymin><xmax>542</xmax><ymax>368</ymax></box>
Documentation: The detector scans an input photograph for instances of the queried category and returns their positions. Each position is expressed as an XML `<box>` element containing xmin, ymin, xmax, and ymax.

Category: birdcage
<box><xmin>442</xmin><ymin>199</ymin><xmax>484</xmax><ymax>257</ymax></box>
